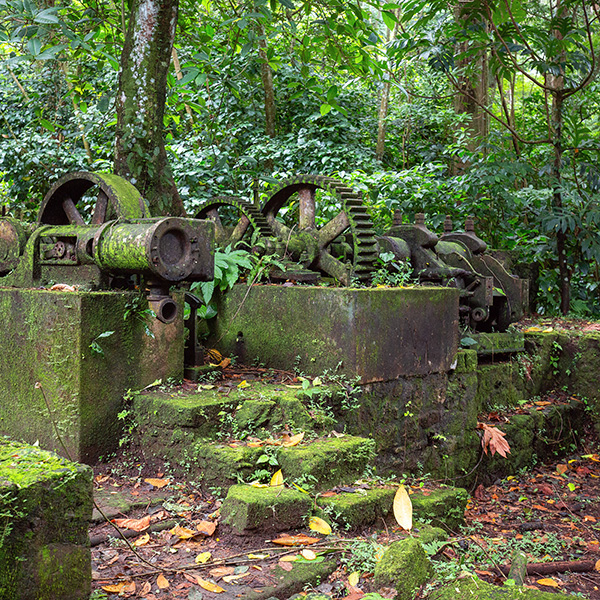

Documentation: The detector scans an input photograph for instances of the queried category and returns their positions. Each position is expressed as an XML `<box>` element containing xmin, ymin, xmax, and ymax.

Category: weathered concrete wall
<box><xmin>0</xmin><ymin>437</ymin><xmax>92</xmax><ymax>599</ymax></box>
<box><xmin>210</xmin><ymin>285</ymin><xmax>460</xmax><ymax>383</ymax></box>
<box><xmin>0</xmin><ymin>288</ymin><xmax>183</xmax><ymax>462</ymax></box>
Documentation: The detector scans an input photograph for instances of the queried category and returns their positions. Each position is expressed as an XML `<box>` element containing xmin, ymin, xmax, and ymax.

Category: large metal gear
<box><xmin>261</xmin><ymin>174</ymin><xmax>378</xmax><ymax>285</ymax></box>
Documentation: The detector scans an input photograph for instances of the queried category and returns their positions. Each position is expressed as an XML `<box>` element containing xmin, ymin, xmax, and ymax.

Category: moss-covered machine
<box><xmin>194</xmin><ymin>174</ymin><xmax>528</xmax><ymax>333</ymax></box>
<box><xmin>0</xmin><ymin>171</ymin><xmax>215</xmax><ymax>462</ymax></box>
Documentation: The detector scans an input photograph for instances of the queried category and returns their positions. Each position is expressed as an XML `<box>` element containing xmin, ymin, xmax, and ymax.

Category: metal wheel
<box><xmin>261</xmin><ymin>174</ymin><xmax>377</xmax><ymax>286</ymax></box>
<box><xmin>38</xmin><ymin>171</ymin><xmax>149</xmax><ymax>225</ymax></box>
<box><xmin>195</xmin><ymin>196</ymin><xmax>272</xmax><ymax>248</ymax></box>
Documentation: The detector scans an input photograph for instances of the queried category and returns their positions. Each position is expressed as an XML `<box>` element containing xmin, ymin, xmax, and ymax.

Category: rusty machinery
<box><xmin>0</xmin><ymin>171</ymin><xmax>214</xmax><ymax>322</ymax></box>
<box><xmin>194</xmin><ymin>174</ymin><xmax>528</xmax><ymax>332</ymax></box>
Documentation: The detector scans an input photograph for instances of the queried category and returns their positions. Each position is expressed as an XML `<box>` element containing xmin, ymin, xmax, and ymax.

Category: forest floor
<box><xmin>90</xmin><ymin>315</ymin><xmax>600</xmax><ymax>599</ymax></box>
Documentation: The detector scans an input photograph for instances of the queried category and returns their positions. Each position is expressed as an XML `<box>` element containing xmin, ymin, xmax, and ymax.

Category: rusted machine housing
<box><xmin>0</xmin><ymin>171</ymin><xmax>215</xmax><ymax>323</ymax></box>
<box><xmin>378</xmin><ymin>212</ymin><xmax>528</xmax><ymax>331</ymax></box>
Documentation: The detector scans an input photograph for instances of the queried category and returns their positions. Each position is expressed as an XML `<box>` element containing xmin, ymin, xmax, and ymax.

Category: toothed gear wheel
<box><xmin>195</xmin><ymin>196</ymin><xmax>273</xmax><ymax>247</ymax></box>
<box><xmin>262</xmin><ymin>174</ymin><xmax>377</xmax><ymax>285</ymax></box>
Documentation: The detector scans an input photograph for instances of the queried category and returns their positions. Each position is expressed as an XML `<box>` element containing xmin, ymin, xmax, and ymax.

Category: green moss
<box><xmin>411</xmin><ymin>487</ymin><xmax>468</xmax><ymax>531</ymax></box>
<box><xmin>436</xmin><ymin>575</ymin><xmax>574</xmax><ymax>599</ymax></box>
<box><xmin>373</xmin><ymin>538</ymin><xmax>433</xmax><ymax>600</ymax></box>
<box><xmin>221</xmin><ymin>484</ymin><xmax>312</xmax><ymax>533</ymax></box>
<box><xmin>235</xmin><ymin>399</ymin><xmax>277</xmax><ymax>431</ymax></box>
<box><xmin>278</xmin><ymin>436</ymin><xmax>376</xmax><ymax>491</ymax></box>
<box><xmin>454</xmin><ymin>350</ymin><xmax>478</xmax><ymax>373</ymax></box>
<box><xmin>476</xmin><ymin>363</ymin><xmax>524</xmax><ymax>410</ymax></box>
<box><xmin>416</xmin><ymin>523</ymin><xmax>448</xmax><ymax>545</ymax></box>
<box><xmin>317</xmin><ymin>487</ymin><xmax>395</xmax><ymax>529</ymax></box>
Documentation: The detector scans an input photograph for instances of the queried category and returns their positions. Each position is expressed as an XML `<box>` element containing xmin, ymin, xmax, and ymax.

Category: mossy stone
<box><xmin>416</xmin><ymin>523</ymin><xmax>449</xmax><ymax>545</ymax></box>
<box><xmin>278</xmin><ymin>436</ymin><xmax>376</xmax><ymax>491</ymax></box>
<box><xmin>235</xmin><ymin>399</ymin><xmax>277</xmax><ymax>430</ymax></box>
<box><xmin>221</xmin><ymin>484</ymin><xmax>312</xmax><ymax>533</ymax></box>
<box><xmin>454</xmin><ymin>350</ymin><xmax>478</xmax><ymax>373</ymax></box>
<box><xmin>317</xmin><ymin>487</ymin><xmax>395</xmax><ymax>529</ymax></box>
<box><xmin>411</xmin><ymin>486</ymin><xmax>468</xmax><ymax>531</ymax></box>
<box><xmin>436</xmin><ymin>575</ymin><xmax>574</xmax><ymax>599</ymax></box>
<box><xmin>373</xmin><ymin>537</ymin><xmax>433</xmax><ymax>599</ymax></box>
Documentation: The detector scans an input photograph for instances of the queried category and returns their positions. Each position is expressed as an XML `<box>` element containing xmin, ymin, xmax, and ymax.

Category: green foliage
<box><xmin>89</xmin><ymin>330</ymin><xmax>115</xmax><ymax>357</ymax></box>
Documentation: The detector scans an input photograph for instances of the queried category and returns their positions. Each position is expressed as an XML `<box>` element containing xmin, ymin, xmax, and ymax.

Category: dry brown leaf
<box><xmin>279</xmin><ymin>555</ymin><xmax>299</xmax><ymax>562</ymax></box>
<box><xmin>50</xmin><ymin>283</ymin><xmax>76</xmax><ymax>292</ymax></box>
<box><xmin>309</xmin><ymin>516</ymin><xmax>332</xmax><ymax>535</ymax></box>
<box><xmin>478</xmin><ymin>423</ymin><xmax>511</xmax><ymax>458</ymax></box>
<box><xmin>279</xmin><ymin>561</ymin><xmax>294</xmax><ymax>571</ymax></box>
<box><xmin>122</xmin><ymin>581</ymin><xmax>136</xmax><ymax>594</ymax></box>
<box><xmin>197</xmin><ymin>577</ymin><xmax>225</xmax><ymax>593</ymax></box>
<box><xmin>594</xmin><ymin>559</ymin><xmax>600</xmax><ymax>572</ymax></box>
<box><xmin>219</xmin><ymin>357</ymin><xmax>231</xmax><ymax>368</ymax></box>
<box><xmin>101</xmin><ymin>583</ymin><xmax>125</xmax><ymax>593</ymax></box>
<box><xmin>556</xmin><ymin>464</ymin><xmax>568</xmax><ymax>475</ymax></box>
<box><xmin>283</xmin><ymin>432</ymin><xmax>305</xmax><ymax>447</ymax></box>
<box><xmin>112</xmin><ymin>515</ymin><xmax>151</xmax><ymax>531</ymax></box>
<box><xmin>223</xmin><ymin>572</ymin><xmax>250</xmax><ymax>583</ymax></box>
<box><xmin>196</xmin><ymin>520</ymin><xmax>217</xmax><ymax>536</ymax></box>
<box><xmin>141</xmin><ymin>581</ymin><xmax>152</xmax><ymax>594</ymax></box>
<box><xmin>210</xmin><ymin>566</ymin><xmax>235</xmax><ymax>578</ymax></box>
<box><xmin>157</xmin><ymin>574</ymin><xmax>169</xmax><ymax>589</ymax></box>
<box><xmin>144</xmin><ymin>477</ymin><xmax>170</xmax><ymax>488</ymax></box>
<box><xmin>170</xmin><ymin>524</ymin><xmax>197</xmax><ymax>539</ymax></box>
<box><xmin>393</xmin><ymin>485</ymin><xmax>413</xmax><ymax>531</ymax></box>
<box><xmin>271</xmin><ymin>534</ymin><xmax>320</xmax><ymax>546</ymax></box>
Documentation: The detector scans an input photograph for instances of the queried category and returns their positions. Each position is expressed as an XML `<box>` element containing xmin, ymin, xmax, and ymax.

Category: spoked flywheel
<box><xmin>261</xmin><ymin>174</ymin><xmax>378</xmax><ymax>285</ymax></box>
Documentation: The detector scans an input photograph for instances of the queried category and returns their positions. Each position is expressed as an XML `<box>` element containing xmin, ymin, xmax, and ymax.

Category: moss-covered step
<box><xmin>161</xmin><ymin>435</ymin><xmax>376</xmax><ymax>491</ymax></box>
<box><xmin>470</xmin><ymin>332</ymin><xmax>524</xmax><ymax>356</ymax></box>
<box><xmin>411</xmin><ymin>486</ymin><xmax>469</xmax><ymax>531</ymax></box>
<box><xmin>0</xmin><ymin>437</ymin><xmax>93</xmax><ymax>600</ymax></box>
<box><xmin>221</xmin><ymin>484</ymin><xmax>312</xmax><ymax>533</ymax></box>
<box><xmin>436</xmin><ymin>574</ymin><xmax>576</xmax><ymax>599</ymax></box>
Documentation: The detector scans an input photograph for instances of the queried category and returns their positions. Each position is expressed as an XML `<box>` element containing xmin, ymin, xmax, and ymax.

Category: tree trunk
<box><xmin>114</xmin><ymin>0</ymin><xmax>185</xmax><ymax>216</ymax></box>
<box><xmin>257</xmin><ymin>23</ymin><xmax>276</xmax><ymax>172</ymax></box>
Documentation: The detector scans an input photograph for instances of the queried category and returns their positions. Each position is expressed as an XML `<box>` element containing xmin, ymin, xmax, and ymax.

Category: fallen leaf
<box><xmin>196</xmin><ymin>577</ymin><xmax>225</xmax><ymax>593</ymax></box>
<box><xmin>282</xmin><ymin>432</ymin><xmax>305</xmax><ymax>447</ymax></box>
<box><xmin>556</xmin><ymin>464</ymin><xmax>568</xmax><ymax>475</ymax></box>
<box><xmin>196</xmin><ymin>520</ymin><xmax>217</xmax><ymax>536</ymax></box>
<box><xmin>141</xmin><ymin>581</ymin><xmax>152</xmax><ymax>594</ymax></box>
<box><xmin>157</xmin><ymin>574</ymin><xmax>169</xmax><ymax>589</ymax></box>
<box><xmin>247</xmin><ymin>553</ymin><xmax>269</xmax><ymax>560</ymax></box>
<box><xmin>101</xmin><ymin>583</ymin><xmax>125</xmax><ymax>593</ymax></box>
<box><xmin>270</xmin><ymin>469</ymin><xmax>284</xmax><ymax>486</ymax></box>
<box><xmin>144</xmin><ymin>477</ymin><xmax>170</xmax><ymax>488</ymax></box>
<box><xmin>223</xmin><ymin>572</ymin><xmax>250</xmax><ymax>583</ymax></box>
<box><xmin>170</xmin><ymin>524</ymin><xmax>198</xmax><ymax>540</ymax></box>
<box><xmin>301</xmin><ymin>549</ymin><xmax>317</xmax><ymax>560</ymax></box>
<box><xmin>249</xmin><ymin>481</ymin><xmax>269</xmax><ymax>488</ymax></box>
<box><xmin>393</xmin><ymin>485</ymin><xmax>413</xmax><ymax>531</ymax></box>
<box><xmin>134</xmin><ymin>533</ymin><xmax>151</xmax><ymax>547</ymax></box>
<box><xmin>210</xmin><ymin>566</ymin><xmax>235</xmax><ymax>578</ymax></box>
<box><xmin>196</xmin><ymin>551</ymin><xmax>212</xmax><ymax>564</ymax></box>
<box><xmin>279</xmin><ymin>561</ymin><xmax>294</xmax><ymax>571</ymax></box>
<box><xmin>122</xmin><ymin>581</ymin><xmax>136</xmax><ymax>594</ymax></box>
<box><xmin>309</xmin><ymin>516</ymin><xmax>332</xmax><ymax>535</ymax></box>
<box><xmin>595</xmin><ymin>559</ymin><xmax>600</xmax><ymax>572</ymax></box>
<box><xmin>279</xmin><ymin>555</ymin><xmax>299</xmax><ymax>561</ymax></box>
<box><xmin>219</xmin><ymin>357</ymin><xmax>231</xmax><ymax>368</ymax></box>
<box><xmin>348</xmin><ymin>571</ymin><xmax>360</xmax><ymax>587</ymax></box>
<box><xmin>478</xmin><ymin>423</ymin><xmax>511</xmax><ymax>458</ymax></box>
<box><xmin>206</xmin><ymin>348</ymin><xmax>223</xmax><ymax>363</ymax></box>
<box><xmin>238</xmin><ymin>380</ymin><xmax>251</xmax><ymax>389</ymax></box>
<box><xmin>537</xmin><ymin>578</ymin><xmax>559</xmax><ymax>588</ymax></box>
<box><xmin>50</xmin><ymin>283</ymin><xmax>75</xmax><ymax>292</ymax></box>
<box><xmin>271</xmin><ymin>534</ymin><xmax>320</xmax><ymax>546</ymax></box>
<box><xmin>112</xmin><ymin>515</ymin><xmax>151</xmax><ymax>531</ymax></box>
<box><xmin>200</xmin><ymin>384</ymin><xmax>215</xmax><ymax>390</ymax></box>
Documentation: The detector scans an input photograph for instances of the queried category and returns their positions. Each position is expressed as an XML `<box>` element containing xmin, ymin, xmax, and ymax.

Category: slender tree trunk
<box><xmin>257</xmin><ymin>23</ymin><xmax>276</xmax><ymax>139</ymax></box>
<box><xmin>114</xmin><ymin>0</ymin><xmax>185</xmax><ymax>216</ymax></box>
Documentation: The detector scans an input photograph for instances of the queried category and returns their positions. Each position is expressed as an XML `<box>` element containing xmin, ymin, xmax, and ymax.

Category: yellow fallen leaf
<box><xmin>196</xmin><ymin>551</ymin><xmax>212</xmax><ymax>564</ymax></box>
<box><xmin>197</xmin><ymin>577</ymin><xmax>225</xmax><ymax>593</ymax></box>
<box><xmin>279</xmin><ymin>554</ymin><xmax>299</xmax><ymax>561</ymax></box>
<box><xmin>144</xmin><ymin>477</ymin><xmax>170</xmax><ymax>488</ymax></box>
<box><xmin>270</xmin><ymin>469</ymin><xmax>284</xmax><ymax>486</ymax></box>
<box><xmin>393</xmin><ymin>484</ymin><xmax>413</xmax><ymax>531</ymax></box>
<box><xmin>309</xmin><ymin>516</ymin><xmax>332</xmax><ymax>535</ymax></box>
<box><xmin>157</xmin><ymin>574</ymin><xmax>169</xmax><ymax>589</ymax></box>
<box><xmin>219</xmin><ymin>357</ymin><xmax>231</xmax><ymax>368</ymax></box>
<box><xmin>283</xmin><ymin>432</ymin><xmax>305</xmax><ymax>447</ymax></box>
<box><xmin>200</xmin><ymin>384</ymin><xmax>215</xmax><ymax>390</ymax></box>
<box><xmin>348</xmin><ymin>571</ymin><xmax>360</xmax><ymax>587</ymax></box>
<box><xmin>300</xmin><ymin>549</ymin><xmax>317</xmax><ymax>560</ymax></box>
<box><xmin>101</xmin><ymin>584</ymin><xmax>125</xmax><ymax>593</ymax></box>
<box><xmin>238</xmin><ymin>380</ymin><xmax>251</xmax><ymax>389</ymax></box>
<box><xmin>312</xmin><ymin>377</ymin><xmax>322</xmax><ymax>386</ymax></box>
<box><xmin>537</xmin><ymin>578</ymin><xmax>559</xmax><ymax>588</ymax></box>
<box><xmin>523</xmin><ymin>326</ymin><xmax>543</xmax><ymax>332</ymax></box>
<box><xmin>594</xmin><ymin>559</ymin><xmax>600</xmax><ymax>572</ymax></box>
<box><xmin>133</xmin><ymin>533</ymin><xmax>150</xmax><ymax>547</ymax></box>
<box><xmin>248</xmin><ymin>553</ymin><xmax>269</xmax><ymax>559</ymax></box>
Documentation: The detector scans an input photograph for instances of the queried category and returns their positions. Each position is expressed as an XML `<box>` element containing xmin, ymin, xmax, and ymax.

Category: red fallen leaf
<box><xmin>532</xmin><ymin>504</ymin><xmax>550</xmax><ymax>511</ymax></box>
<box><xmin>474</xmin><ymin>484</ymin><xmax>487</xmax><ymax>501</ymax></box>
<box><xmin>112</xmin><ymin>515</ymin><xmax>151</xmax><ymax>531</ymax></box>
<box><xmin>576</xmin><ymin>466</ymin><xmax>591</xmax><ymax>476</ymax></box>
<box><xmin>536</xmin><ymin>484</ymin><xmax>553</xmax><ymax>495</ymax></box>
<box><xmin>477</xmin><ymin>423</ymin><xmax>511</xmax><ymax>458</ymax></box>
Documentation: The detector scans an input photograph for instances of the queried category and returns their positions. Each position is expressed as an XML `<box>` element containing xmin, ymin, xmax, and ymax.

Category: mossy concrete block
<box><xmin>240</xmin><ymin>558</ymin><xmax>337</xmax><ymax>600</ymax></box>
<box><xmin>411</xmin><ymin>486</ymin><xmax>468</xmax><ymax>531</ymax></box>
<box><xmin>0</xmin><ymin>437</ymin><xmax>93</xmax><ymax>600</ymax></box>
<box><xmin>0</xmin><ymin>288</ymin><xmax>182</xmax><ymax>462</ymax></box>
<box><xmin>373</xmin><ymin>537</ymin><xmax>433</xmax><ymax>599</ymax></box>
<box><xmin>235</xmin><ymin>399</ymin><xmax>278</xmax><ymax>430</ymax></box>
<box><xmin>317</xmin><ymin>487</ymin><xmax>395</xmax><ymax>529</ymax></box>
<box><xmin>278</xmin><ymin>436</ymin><xmax>376</xmax><ymax>490</ymax></box>
<box><xmin>211</xmin><ymin>285</ymin><xmax>459</xmax><ymax>383</ymax></box>
<box><xmin>416</xmin><ymin>523</ymin><xmax>448</xmax><ymax>545</ymax></box>
<box><xmin>470</xmin><ymin>332</ymin><xmax>524</xmax><ymax>357</ymax></box>
<box><xmin>436</xmin><ymin>575</ymin><xmax>574</xmax><ymax>599</ymax></box>
<box><xmin>454</xmin><ymin>350</ymin><xmax>478</xmax><ymax>373</ymax></box>
<box><xmin>221</xmin><ymin>484</ymin><xmax>311</xmax><ymax>533</ymax></box>
<box><xmin>476</xmin><ymin>363</ymin><xmax>524</xmax><ymax>410</ymax></box>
